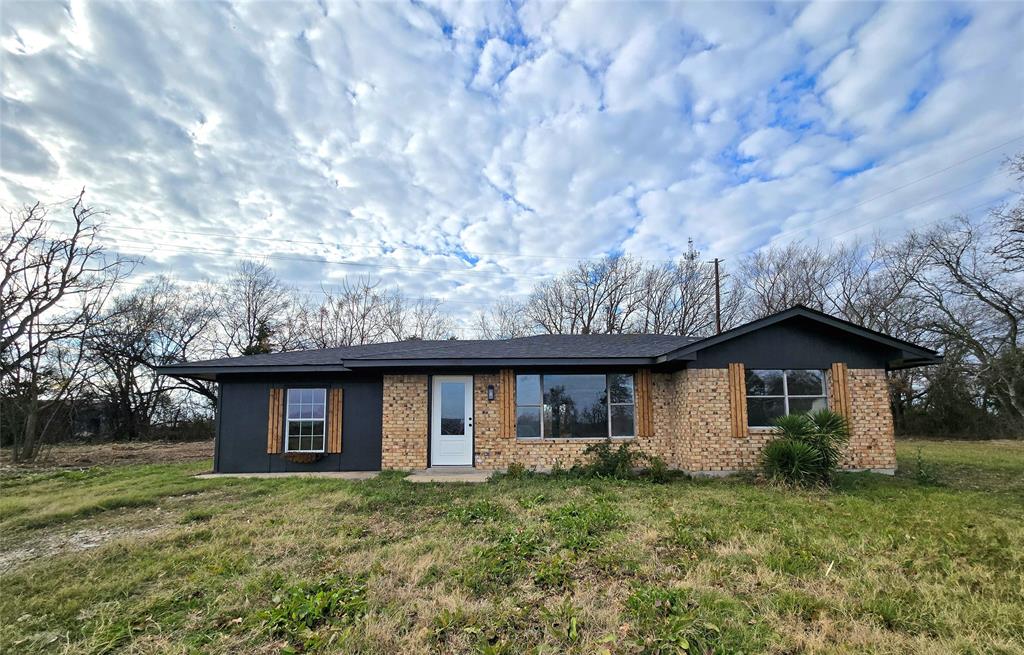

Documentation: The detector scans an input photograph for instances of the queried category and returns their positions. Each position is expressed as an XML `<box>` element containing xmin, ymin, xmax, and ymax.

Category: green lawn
<box><xmin>1</xmin><ymin>440</ymin><xmax>1022</xmax><ymax>654</ymax></box>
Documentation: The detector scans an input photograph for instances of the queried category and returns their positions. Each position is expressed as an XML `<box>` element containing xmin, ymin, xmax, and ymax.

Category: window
<box><xmin>515</xmin><ymin>373</ymin><xmax>635</xmax><ymax>439</ymax></box>
<box><xmin>285</xmin><ymin>388</ymin><xmax>327</xmax><ymax>452</ymax></box>
<box><xmin>745</xmin><ymin>369</ymin><xmax>827</xmax><ymax>427</ymax></box>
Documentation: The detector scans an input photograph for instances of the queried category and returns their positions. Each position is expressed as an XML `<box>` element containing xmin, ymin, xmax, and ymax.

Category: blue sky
<box><xmin>1</xmin><ymin>0</ymin><xmax>1022</xmax><ymax>321</ymax></box>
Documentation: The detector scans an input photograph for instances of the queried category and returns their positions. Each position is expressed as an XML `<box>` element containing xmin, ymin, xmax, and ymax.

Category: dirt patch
<box><xmin>0</xmin><ymin>440</ymin><xmax>214</xmax><ymax>472</ymax></box>
<box><xmin>0</xmin><ymin>524</ymin><xmax>169</xmax><ymax>572</ymax></box>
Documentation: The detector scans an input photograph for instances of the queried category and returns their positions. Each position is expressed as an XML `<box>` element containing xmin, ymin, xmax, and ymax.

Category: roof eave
<box><xmin>156</xmin><ymin>364</ymin><xmax>353</xmax><ymax>380</ymax></box>
<box><xmin>342</xmin><ymin>357</ymin><xmax>657</xmax><ymax>368</ymax></box>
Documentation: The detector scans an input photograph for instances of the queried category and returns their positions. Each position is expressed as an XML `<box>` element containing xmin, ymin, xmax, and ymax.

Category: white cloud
<box><xmin>0</xmin><ymin>0</ymin><xmax>1020</xmax><ymax>323</ymax></box>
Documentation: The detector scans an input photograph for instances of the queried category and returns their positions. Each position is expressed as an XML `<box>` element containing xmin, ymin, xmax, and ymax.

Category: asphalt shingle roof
<box><xmin>176</xmin><ymin>333</ymin><xmax>700</xmax><ymax>369</ymax></box>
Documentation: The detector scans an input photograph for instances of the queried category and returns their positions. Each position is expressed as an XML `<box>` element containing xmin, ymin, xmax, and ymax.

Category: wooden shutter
<box><xmin>499</xmin><ymin>369</ymin><xmax>516</xmax><ymax>438</ymax></box>
<box><xmin>634</xmin><ymin>369</ymin><xmax>654</xmax><ymax>437</ymax></box>
<box><xmin>727</xmin><ymin>363</ymin><xmax>748</xmax><ymax>438</ymax></box>
<box><xmin>326</xmin><ymin>388</ymin><xmax>343</xmax><ymax>453</ymax></box>
<box><xmin>829</xmin><ymin>363</ymin><xmax>851</xmax><ymax>420</ymax></box>
<box><xmin>266</xmin><ymin>388</ymin><xmax>284</xmax><ymax>454</ymax></box>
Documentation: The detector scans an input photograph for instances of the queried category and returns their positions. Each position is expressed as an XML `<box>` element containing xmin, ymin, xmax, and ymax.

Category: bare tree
<box><xmin>298</xmin><ymin>277</ymin><xmax>393</xmax><ymax>348</ymax></box>
<box><xmin>1</xmin><ymin>191</ymin><xmax>134</xmax><ymax>376</ymax></box>
<box><xmin>637</xmin><ymin>241</ymin><xmax>743</xmax><ymax>336</ymax></box>
<box><xmin>215</xmin><ymin>260</ymin><xmax>294</xmax><ymax>356</ymax></box>
<box><xmin>899</xmin><ymin>215</ymin><xmax>1023</xmax><ymax>426</ymax></box>
<box><xmin>87</xmin><ymin>276</ymin><xmax>219</xmax><ymax>440</ymax></box>
<box><xmin>526</xmin><ymin>255</ymin><xmax>644</xmax><ymax>334</ymax></box>
<box><xmin>474</xmin><ymin>297</ymin><xmax>533</xmax><ymax>339</ymax></box>
<box><xmin>384</xmin><ymin>294</ymin><xmax>454</xmax><ymax>341</ymax></box>
<box><xmin>0</xmin><ymin>192</ymin><xmax>134</xmax><ymax>461</ymax></box>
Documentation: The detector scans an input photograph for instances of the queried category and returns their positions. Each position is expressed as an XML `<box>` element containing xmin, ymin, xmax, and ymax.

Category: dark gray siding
<box><xmin>689</xmin><ymin>317</ymin><xmax>901</xmax><ymax>369</ymax></box>
<box><xmin>216</xmin><ymin>373</ymin><xmax>382</xmax><ymax>473</ymax></box>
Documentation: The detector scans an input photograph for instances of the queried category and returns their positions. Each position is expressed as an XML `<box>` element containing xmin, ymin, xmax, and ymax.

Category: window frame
<box><xmin>515</xmin><ymin>372</ymin><xmax>636</xmax><ymax>440</ymax></box>
<box><xmin>284</xmin><ymin>387</ymin><xmax>328</xmax><ymax>453</ymax></box>
<box><xmin>745</xmin><ymin>369</ymin><xmax>827</xmax><ymax>428</ymax></box>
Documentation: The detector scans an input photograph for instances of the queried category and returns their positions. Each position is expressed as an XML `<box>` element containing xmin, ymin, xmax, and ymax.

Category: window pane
<box><xmin>287</xmin><ymin>435</ymin><xmax>300</xmax><ymax>451</ymax></box>
<box><xmin>786</xmin><ymin>370</ymin><xmax>824</xmax><ymax>396</ymax></box>
<box><xmin>608</xmin><ymin>374</ymin><xmax>635</xmax><ymax>403</ymax></box>
<box><xmin>748</xmin><ymin>397</ymin><xmax>785</xmax><ymax>426</ymax></box>
<box><xmin>312</xmin><ymin>436</ymin><xmax>325</xmax><ymax>451</ymax></box>
<box><xmin>311</xmin><ymin>421</ymin><xmax>324</xmax><ymax>436</ymax></box>
<box><xmin>516</xmin><ymin>406</ymin><xmax>541</xmax><ymax>438</ymax></box>
<box><xmin>516</xmin><ymin>374</ymin><xmax>541</xmax><ymax>405</ymax></box>
<box><xmin>440</xmin><ymin>382</ymin><xmax>465</xmax><ymax>436</ymax></box>
<box><xmin>301</xmin><ymin>435</ymin><xmax>312</xmax><ymax>451</ymax></box>
<box><xmin>611</xmin><ymin>405</ymin><xmax>635</xmax><ymax>437</ymax></box>
<box><xmin>789</xmin><ymin>396</ymin><xmax>828</xmax><ymax>415</ymax></box>
<box><xmin>311</xmin><ymin>389</ymin><xmax>326</xmax><ymax>404</ymax></box>
<box><xmin>310</xmin><ymin>402</ymin><xmax>325</xmax><ymax>419</ymax></box>
<box><xmin>543</xmin><ymin>374</ymin><xmax>607</xmax><ymax>438</ymax></box>
<box><xmin>746</xmin><ymin>369</ymin><xmax>784</xmax><ymax>396</ymax></box>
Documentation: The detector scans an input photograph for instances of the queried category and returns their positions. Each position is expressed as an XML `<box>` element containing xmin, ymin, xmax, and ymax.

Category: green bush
<box><xmin>762</xmin><ymin>409</ymin><xmax>850</xmax><ymax>486</ymax></box>
<box><xmin>644</xmin><ymin>455</ymin><xmax>671</xmax><ymax>483</ymax></box>
<box><xmin>761</xmin><ymin>438</ymin><xmax>822</xmax><ymax>486</ymax></box>
<box><xmin>574</xmin><ymin>439</ymin><xmax>645</xmax><ymax>478</ymax></box>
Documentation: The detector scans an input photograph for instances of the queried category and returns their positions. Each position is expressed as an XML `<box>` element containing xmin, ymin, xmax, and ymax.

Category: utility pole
<box><xmin>714</xmin><ymin>258</ymin><xmax>722</xmax><ymax>334</ymax></box>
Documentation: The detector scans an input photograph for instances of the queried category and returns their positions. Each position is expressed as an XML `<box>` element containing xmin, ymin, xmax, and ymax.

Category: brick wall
<box><xmin>842</xmin><ymin>368</ymin><xmax>897</xmax><ymax>471</ymax></box>
<box><xmin>669</xmin><ymin>366</ymin><xmax>896</xmax><ymax>474</ymax></box>
<box><xmin>379</xmin><ymin>367</ymin><xmax>896</xmax><ymax>474</ymax></box>
<box><xmin>380</xmin><ymin>374</ymin><xmax>428</xmax><ymax>470</ymax></box>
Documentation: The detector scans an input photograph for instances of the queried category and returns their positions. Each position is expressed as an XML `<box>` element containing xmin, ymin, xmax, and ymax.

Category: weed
<box><xmin>258</xmin><ymin>574</ymin><xmax>367</xmax><ymax>651</ymax></box>
<box><xmin>431</xmin><ymin>608</ymin><xmax>470</xmax><ymax>645</ymax></box>
<box><xmin>625</xmin><ymin>586</ymin><xmax>722</xmax><ymax>654</ymax></box>
<box><xmin>546</xmin><ymin>501</ymin><xmax>622</xmax><ymax>552</ymax></box>
<box><xmin>533</xmin><ymin>553</ymin><xmax>573</xmax><ymax>588</ymax></box>
<box><xmin>179</xmin><ymin>508</ymin><xmax>215</xmax><ymax>524</ymax></box>
<box><xmin>445</xmin><ymin>499</ymin><xmax>510</xmax><ymax>525</ymax></box>
<box><xmin>461</xmin><ymin>528</ymin><xmax>543</xmax><ymax>593</ymax></box>
<box><xmin>540</xmin><ymin>598</ymin><xmax>582</xmax><ymax>645</ymax></box>
<box><xmin>913</xmin><ymin>447</ymin><xmax>941</xmax><ymax>485</ymax></box>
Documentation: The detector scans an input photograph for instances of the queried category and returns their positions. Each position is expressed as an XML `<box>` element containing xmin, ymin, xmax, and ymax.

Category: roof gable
<box><xmin>659</xmin><ymin>305</ymin><xmax>940</xmax><ymax>368</ymax></box>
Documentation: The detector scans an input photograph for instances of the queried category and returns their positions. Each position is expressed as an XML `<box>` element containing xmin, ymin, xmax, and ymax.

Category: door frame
<box><xmin>429</xmin><ymin>375</ymin><xmax>474</xmax><ymax>467</ymax></box>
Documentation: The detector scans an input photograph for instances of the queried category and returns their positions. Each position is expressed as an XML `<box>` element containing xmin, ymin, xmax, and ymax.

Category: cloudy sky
<box><xmin>2</xmin><ymin>0</ymin><xmax>1022</xmax><ymax>327</ymax></box>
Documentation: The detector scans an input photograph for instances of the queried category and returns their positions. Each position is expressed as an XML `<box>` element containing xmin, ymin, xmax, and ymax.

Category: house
<box><xmin>157</xmin><ymin>306</ymin><xmax>940</xmax><ymax>475</ymax></box>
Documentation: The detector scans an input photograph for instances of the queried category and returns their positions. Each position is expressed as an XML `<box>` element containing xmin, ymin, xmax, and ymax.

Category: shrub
<box><xmin>503</xmin><ymin>462</ymin><xmax>530</xmax><ymax>479</ymax></box>
<box><xmin>573</xmin><ymin>439</ymin><xmax>645</xmax><ymax>478</ymax></box>
<box><xmin>761</xmin><ymin>438</ymin><xmax>822</xmax><ymax>486</ymax></box>
<box><xmin>644</xmin><ymin>456</ymin><xmax>671</xmax><ymax>483</ymax></box>
<box><xmin>762</xmin><ymin>409</ymin><xmax>849</xmax><ymax>486</ymax></box>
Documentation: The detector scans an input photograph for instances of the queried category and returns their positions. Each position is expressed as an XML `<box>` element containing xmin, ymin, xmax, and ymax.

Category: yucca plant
<box><xmin>762</xmin><ymin>408</ymin><xmax>850</xmax><ymax>486</ymax></box>
<box><xmin>761</xmin><ymin>438</ymin><xmax>822</xmax><ymax>486</ymax></box>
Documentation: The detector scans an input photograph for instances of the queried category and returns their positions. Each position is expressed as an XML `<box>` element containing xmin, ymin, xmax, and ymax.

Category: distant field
<box><xmin>1</xmin><ymin>440</ymin><xmax>1021</xmax><ymax>654</ymax></box>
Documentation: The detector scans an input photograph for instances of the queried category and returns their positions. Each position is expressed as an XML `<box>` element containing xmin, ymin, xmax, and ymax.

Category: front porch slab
<box><xmin>404</xmin><ymin>467</ymin><xmax>493</xmax><ymax>483</ymax></box>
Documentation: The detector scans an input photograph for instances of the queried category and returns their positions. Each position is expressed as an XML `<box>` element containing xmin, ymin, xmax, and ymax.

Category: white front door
<box><xmin>431</xmin><ymin>375</ymin><xmax>473</xmax><ymax>466</ymax></box>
